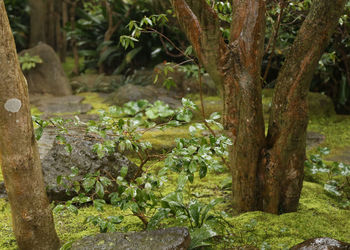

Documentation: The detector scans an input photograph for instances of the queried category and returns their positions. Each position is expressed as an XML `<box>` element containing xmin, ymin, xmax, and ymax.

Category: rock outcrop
<box><xmin>20</xmin><ymin>43</ymin><xmax>72</xmax><ymax>96</ymax></box>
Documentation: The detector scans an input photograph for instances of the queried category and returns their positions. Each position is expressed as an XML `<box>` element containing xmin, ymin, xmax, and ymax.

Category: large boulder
<box><xmin>20</xmin><ymin>43</ymin><xmax>72</xmax><ymax>96</ymax></box>
<box><xmin>70</xmin><ymin>74</ymin><xmax>124</xmax><ymax>93</ymax></box>
<box><xmin>262</xmin><ymin>89</ymin><xmax>336</xmax><ymax>118</ymax></box>
<box><xmin>0</xmin><ymin>127</ymin><xmax>138</xmax><ymax>202</ymax></box>
<box><xmin>108</xmin><ymin>84</ymin><xmax>181</xmax><ymax>108</ymax></box>
<box><xmin>40</xmin><ymin>128</ymin><xmax>138</xmax><ymax>201</ymax></box>
<box><xmin>290</xmin><ymin>237</ymin><xmax>350</xmax><ymax>249</ymax></box>
<box><xmin>71</xmin><ymin>227</ymin><xmax>191</xmax><ymax>250</ymax></box>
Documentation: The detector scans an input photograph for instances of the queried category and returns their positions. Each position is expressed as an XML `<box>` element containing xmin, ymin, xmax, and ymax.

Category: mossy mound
<box><xmin>219</xmin><ymin>181</ymin><xmax>350</xmax><ymax>249</ymax></box>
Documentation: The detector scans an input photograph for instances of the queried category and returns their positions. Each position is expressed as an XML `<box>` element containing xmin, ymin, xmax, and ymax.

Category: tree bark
<box><xmin>29</xmin><ymin>0</ymin><xmax>47</xmax><ymax>47</ymax></box>
<box><xmin>172</xmin><ymin>0</ymin><xmax>346</xmax><ymax>214</ymax></box>
<box><xmin>265</xmin><ymin>0</ymin><xmax>347</xmax><ymax>213</ymax></box>
<box><xmin>0</xmin><ymin>2</ymin><xmax>60</xmax><ymax>249</ymax></box>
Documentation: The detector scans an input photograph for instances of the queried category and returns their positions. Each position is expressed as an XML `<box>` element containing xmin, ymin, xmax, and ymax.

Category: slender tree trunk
<box><xmin>29</xmin><ymin>0</ymin><xmax>47</xmax><ymax>47</ymax></box>
<box><xmin>61</xmin><ymin>1</ymin><xmax>68</xmax><ymax>62</ymax></box>
<box><xmin>0</xmin><ymin>2</ymin><xmax>60</xmax><ymax>249</ymax></box>
<box><xmin>47</xmin><ymin>0</ymin><xmax>56</xmax><ymax>48</ymax></box>
<box><xmin>69</xmin><ymin>1</ymin><xmax>79</xmax><ymax>75</ymax></box>
<box><xmin>172</xmin><ymin>0</ymin><xmax>346</xmax><ymax>214</ymax></box>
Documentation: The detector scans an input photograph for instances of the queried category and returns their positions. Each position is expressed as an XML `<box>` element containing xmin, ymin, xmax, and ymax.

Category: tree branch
<box><xmin>171</xmin><ymin>0</ymin><xmax>227</xmax><ymax>85</ymax></box>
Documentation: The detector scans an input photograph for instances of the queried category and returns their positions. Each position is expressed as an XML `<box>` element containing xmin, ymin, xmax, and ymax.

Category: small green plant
<box><xmin>35</xmin><ymin>96</ymin><xmax>231</xmax><ymax>249</ymax></box>
<box><xmin>18</xmin><ymin>53</ymin><xmax>43</xmax><ymax>71</ymax></box>
<box><xmin>305</xmin><ymin>147</ymin><xmax>350</xmax><ymax>208</ymax></box>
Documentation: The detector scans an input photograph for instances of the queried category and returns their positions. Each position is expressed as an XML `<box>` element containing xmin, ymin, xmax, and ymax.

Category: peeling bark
<box><xmin>0</xmin><ymin>2</ymin><xmax>60</xmax><ymax>249</ymax></box>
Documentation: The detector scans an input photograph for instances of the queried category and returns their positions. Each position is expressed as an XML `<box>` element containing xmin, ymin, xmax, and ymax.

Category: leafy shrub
<box><xmin>33</xmin><ymin>97</ymin><xmax>232</xmax><ymax>249</ymax></box>
<box><xmin>305</xmin><ymin>147</ymin><xmax>350</xmax><ymax>208</ymax></box>
<box><xmin>18</xmin><ymin>53</ymin><xmax>43</xmax><ymax>71</ymax></box>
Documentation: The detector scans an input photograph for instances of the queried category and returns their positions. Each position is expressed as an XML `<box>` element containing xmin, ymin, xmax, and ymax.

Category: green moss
<box><xmin>215</xmin><ymin>181</ymin><xmax>350</xmax><ymax>249</ymax></box>
<box><xmin>55</xmin><ymin>205</ymin><xmax>143</xmax><ymax>246</ymax></box>
<box><xmin>141</xmin><ymin>126</ymin><xmax>191</xmax><ymax>153</ymax></box>
<box><xmin>62</xmin><ymin>57</ymin><xmax>87</xmax><ymax>78</ymax></box>
<box><xmin>1</xmin><ymin>91</ymin><xmax>349</xmax><ymax>249</ymax></box>
<box><xmin>308</xmin><ymin>115</ymin><xmax>350</xmax><ymax>157</ymax></box>
<box><xmin>78</xmin><ymin>92</ymin><xmax>110</xmax><ymax>114</ymax></box>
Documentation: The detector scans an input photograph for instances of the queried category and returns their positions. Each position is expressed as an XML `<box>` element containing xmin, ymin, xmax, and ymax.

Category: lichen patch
<box><xmin>4</xmin><ymin>98</ymin><xmax>22</xmax><ymax>113</ymax></box>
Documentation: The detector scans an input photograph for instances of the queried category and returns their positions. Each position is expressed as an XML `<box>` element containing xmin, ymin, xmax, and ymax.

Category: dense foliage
<box><xmin>4</xmin><ymin>0</ymin><xmax>350</xmax><ymax>112</ymax></box>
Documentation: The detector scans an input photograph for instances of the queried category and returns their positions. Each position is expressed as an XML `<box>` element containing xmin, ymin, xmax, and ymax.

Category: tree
<box><xmin>0</xmin><ymin>1</ymin><xmax>60</xmax><ymax>249</ymax></box>
<box><xmin>171</xmin><ymin>0</ymin><xmax>346</xmax><ymax>214</ymax></box>
<box><xmin>28</xmin><ymin>0</ymin><xmax>47</xmax><ymax>47</ymax></box>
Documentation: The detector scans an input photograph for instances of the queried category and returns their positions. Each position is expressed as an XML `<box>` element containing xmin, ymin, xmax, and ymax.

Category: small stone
<box><xmin>290</xmin><ymin>237</ymin><xmax>350</xmax><ymax>250</ymax></box>
<box><xmin>71</xmin><ymin>227</ymin><xmax>191</xmax><ymax>250</ymax></box>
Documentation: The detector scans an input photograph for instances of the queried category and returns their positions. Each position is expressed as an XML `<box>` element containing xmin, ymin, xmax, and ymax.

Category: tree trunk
<box><xmin>172</xmin><ymin>0</ymin><xmax>346</xmax><ymax>214</ymax></box>
<box><xmin>69</xmin><ymin>1</ymin><xmax>80</xmax><ymax>75</ymax></box>
<box><xmin>61</xmin><ymin>1</ymin><xmax>68</xmax><ymax>62</ymax></box>
<box><xmin>0</xmin><ymin>2</ymin><xmax>60</xmax><ymax>249</ymax></box>
<box><xmin>264</xmin><ymin>0</ymin><xmax>347</xmax><ymax>213</ymax></box>
<box><xmin>29</xmin><ymin>0</ymin><xmax>47</xmax><ymax>47</ymax></box>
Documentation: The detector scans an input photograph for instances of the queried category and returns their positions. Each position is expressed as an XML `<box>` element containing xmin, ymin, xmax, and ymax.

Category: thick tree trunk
<box><xmin>173</xmin><ymin>0</ymin><xmax>346</xmax><ymax>214</ymax></box>
<box><xmin>0</xmin><ymin>2</ymin><xmax>60</xmax><ymax>249</ymax></box>
<box><xmin>264</xmin><ymin>0</ymin><xmax>347</xmax><ymax>213</ymax></box>
<box><xmin>226</xmin><ymin>0</ymin><xmax>266</xmax><ymax>212</ymax></box>
<box><xmin>29</xmin><ymin>0</ymin><xmax>47</xmax><ymax>47</ymax></box>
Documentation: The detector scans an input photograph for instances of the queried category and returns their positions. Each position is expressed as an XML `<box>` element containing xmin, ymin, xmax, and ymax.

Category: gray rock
<box><xmin>290</xmin><ymin>237</ymin><xmax>350</xmax><ymax>250</ymax></box>
<box><xmin>41</xmin><ymin>128</ymin><xmax>138</xmax><ymax>201</ymax></box>
<box><xmin>0</xmin><ymin>128</ymin><xmax>138</xmax><ymax>202</ymax></box>
<box><xmin>125</xmin><ymin>68</ymin><xmax>154</xmax><ymax>86</ymax></box>
<box><xmin>108</xmin><ymin>84</ymin><xmax>181</xmax><ymax>108</ymax></box>
<box><xmin>30</xmin><ymin>95</ymin><xmax>92</xmax><ymax>114</ymax></box>
<box><xmin>20</xmin><ymin>43</ymin><xmax>72</xmax><ymax>96</ymax></box>
<box><xmin>71</xmin><ymin>227</ymin><xmax>191</xmax><ymax>250</ymax></box>
<box><xmin>306</xmin><ymin>132</ymin><xmax>326</xmax><ymax>149</ymax></box>
<box><xmin>71</xmin><ymin>74</ymin><xmax>124</xmax><ymax>93</ymax></box>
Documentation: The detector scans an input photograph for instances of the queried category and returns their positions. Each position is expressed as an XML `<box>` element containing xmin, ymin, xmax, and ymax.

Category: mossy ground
<box><xmin>1</xmin><ymin>91</ymin><xmax>350</xmax><ymax>249</ymax></box>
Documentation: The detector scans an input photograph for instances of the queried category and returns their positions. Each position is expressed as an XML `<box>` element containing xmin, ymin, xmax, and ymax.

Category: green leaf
<box><xmin>34</xmin><ymin>127</ymin><xmax>43</xmax><ymax>140</ymax></box>
<box><xmin>108</xmin><ymin>215</ymin><xmax>124</xmax><ymax>224</ymax></box>
<box><xmin>177</xmin><ymin>172</ymin><xmax>188</xmax><ymax>191</ymax></box>
<box><xmin>148</xmin><ymin>208</ymin><xmax>171</xmax><ymax>230</ymax></box>
<box><xmin>209</xmin><ymin>112</ymin><xmax>221</xmax><ymax>120</ymax></box>
<box><xmin>93</xmin><ymin>199</ymin><xmax>106</xmax><ymax>212</ymax></box>
<box><xmin>100</xmin><ymin>176</ymin><xmax>112</xmax><ymax>187</ymax></box>
<box><xmin>189</xmin><ymin>224</ymin><xmax>218</xmax><ymax>249</ymax></box>
<box><xmin>95</xmin><ymin>181</ymin><xmax>105</xmax><ymax>199</ymax></box>
<box><xmin>120</xmin><ymin>166</ymin><xmax>128</xmax><ymax>178</ymax></box>
<box><xmin>83</xmin><ymin>177</ymin><xmax>96</xmax><ymax>192</ymax></box>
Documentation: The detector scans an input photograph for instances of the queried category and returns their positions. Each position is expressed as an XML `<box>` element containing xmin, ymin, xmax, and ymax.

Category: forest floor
<box><xmin>0</xmin><ymin>90</ymin><xmax>349</xmax><ymax>249</ymax></box>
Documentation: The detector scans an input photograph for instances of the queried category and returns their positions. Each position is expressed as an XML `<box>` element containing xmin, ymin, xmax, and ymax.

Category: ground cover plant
<box><xmin>1</xmin><ymin>92</ymin><xmax>350</xmax><ymax>249</ymax></box>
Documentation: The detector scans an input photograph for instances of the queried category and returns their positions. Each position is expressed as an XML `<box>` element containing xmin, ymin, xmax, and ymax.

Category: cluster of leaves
<box><xmin>37</xmin><ymin>97</ymin><xmax>232</xmax><ymax>248</ymax></box>
<box><xmin>18</xmin><ymin>53</ymin><xmax>43</xmax><ymax>71</ymax></box>
<box><xmin>305</xmin><ymin>147</ymin><xmax>350</xmax><ymax>208</ymax></box>
<box><xmin>4</xmin><ymin>0</ymin><xmax>30</xmax><ymax>50</ymax></box>
<box><xmin>67</xmin><ymin>0</ymin><xmax>173</xmax><ymax>74</ymax></box>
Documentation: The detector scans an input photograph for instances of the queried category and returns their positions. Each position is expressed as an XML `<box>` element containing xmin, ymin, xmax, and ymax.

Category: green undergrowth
<box><xmin>1</xmin><ymin>91</ymin><xmax>349</xmax><ymax>249</ymax></box>
<box><xmin>1</xmin><ymin>172</ymin><xmax>349</xmax><ymax>249</ymax></box>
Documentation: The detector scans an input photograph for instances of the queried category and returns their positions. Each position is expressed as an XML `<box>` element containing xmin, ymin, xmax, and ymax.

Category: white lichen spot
<box><xmin>4</xmin><ymin>98</ymin><xmax>22</xmax><ymax>113</ymax></box>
